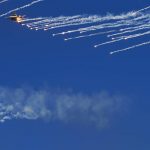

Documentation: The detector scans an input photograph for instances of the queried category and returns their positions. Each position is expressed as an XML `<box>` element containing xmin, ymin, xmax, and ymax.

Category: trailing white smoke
<box><xmin>0</xmin><ymin>0</ymin><xmax>43</xmax><ymax>17</ymax></box>
<box><xmin>2</xmin><ymin>1</ymin><xmax>149</xmax><ymax>54</ymax></box>
<box><xmin>0</xmin><ymin>0</ymin><xmax>8</xmax><ymax>4</ymax></box>
<box><xmin>0</xmin><ymin>87</ymin><xmax>126</xmax><ymax>127</ymax></box>
<box><xmin>20</xmin><ymin>5</ymin><xmax>150</xmax><ymax>54</ymax></box>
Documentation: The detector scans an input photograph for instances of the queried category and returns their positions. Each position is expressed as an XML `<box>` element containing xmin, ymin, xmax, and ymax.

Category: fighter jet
<box><xmin>7</xmin><ymin>13</ymin><xmax>25</xmax><ymax>23</ymax></box>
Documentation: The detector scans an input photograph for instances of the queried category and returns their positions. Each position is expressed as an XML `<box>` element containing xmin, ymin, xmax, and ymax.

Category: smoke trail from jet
<box><xmin>136</xmin><ymin>5</ymin><xmax>150</xmax><ymax>13</ymax></box>
<box><xmin>0</xmin><ymin>0</ymin><xmax>43</xmax><ymax>17</ymax></box>
<box><xmin>17</xmin><ymin>5</ymin><xmax>149</xmax><ymax>54</ymax></box>
<box><xmin>110</xmin><ymin>40</ymin><xmax>150</xmax><ymax>54</ymax></box>
<box><xmin>63</xmin><ymin>30</ymin><xmax>115</xmax><ymax>41</ymax></box>
<box><xmin>1</xmin><ymin>1</ymin><xmax>149</xmax><ymax>54</ymax></box>
<box><xmin>0</xmin><ymin>86</ymin><xmax>126</xmax><ymax>128</ymax></box>
<box><xmin>0</xmin><ymin>0</ymin><xmax>8</xmax><ymax>4</ymax></box>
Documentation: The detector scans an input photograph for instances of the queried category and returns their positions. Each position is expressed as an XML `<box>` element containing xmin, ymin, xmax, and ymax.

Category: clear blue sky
<box><xmin>0</xmin><ymin>0</ymin><xmax>150</xmax><ymax>150</ymax></box>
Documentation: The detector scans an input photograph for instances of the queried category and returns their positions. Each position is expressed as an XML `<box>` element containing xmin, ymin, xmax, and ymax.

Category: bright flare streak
<box><xmin>22</xmin><ymin>17</ymin><xmax>45</xmax><ymax>22</ymax></box>
<box><xmin>110</xmin><ymin>40</ymin><xmax>150</xmax><ymax>54</ymax></box>
<box><xmin>0</xmin><ymin>0</ymin><xmax>44</xmax><ymax>17</ymax></box>
<box><xmin>64</xmin><ymin>30</ymin><xmax>115</xmax><ymax>41</ymax></box>
<box><xmin>5</xmin><ymin>3</ymin><xmax>149</xmax><ymax>55</ymax></box>
<box><xmin>108</xmin><ymin>25</ymin><xmax>150</xmax><ymax>37</ymax></box>
<box><xmin>94</xmin><ymin>38</ymin><xmax>124</xmax><ymax>48</ymax></box>
<box><xmin>113</xmin><ymin>30</ymin><xmax>150</xmax><ymax>40</ymax></box>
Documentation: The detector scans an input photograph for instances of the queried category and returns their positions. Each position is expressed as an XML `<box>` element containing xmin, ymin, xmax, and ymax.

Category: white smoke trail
<box><xmin>3</xmin><ymin>2</ymin><xmax>149</xmax><ymax>54</ymax></box>
<box><xmin>110</xmin><ymin>40</ymin><xmax>150</xmax><ymax>54</ymax></box>
<box><xmin>0</xmin><ymin>0</ymin><xmax>44</xmax><ymax>17</ymax></box>
<box><xmin>22</xmin><ymin>17</ymin><xmax>44</xmax><ymax>23</ymax></box>
<box><xmin>107</xmin><ymin>25</ymin><xmax>150</xmax><ymax>38</ymax></box>
<box><xmin>0</xmin><ymin>0</ymin><xmax>8</xmax><ymax>4</ymax></box>
<box><xmin>111</xmin><ymin>30</ymin><xmax>150</xmax><ymax>40</ymax></box>
<box><xmin>0</xmin><ymin>87</ymin><xmax>126</xmax><ymax>127</ymax></box>
<box><xmin>94</xmin><ymin>38</ymin><xmax>124</xmax><ymax>48</ymax></box>
<box><xmin>64</xmin><ymin>30</ymin><xmax>115</xmax><ymax>41</ymax></box>
<box><xmin>136</xmin><ymin>5</ymin><xmax>150</xmax><ymax>13</ymax></box>
<box><xmin>51</xmin><ymin>19</ymin><xmax>134</xmax><ymax>36</ymax></box>
<box><xmin>26</xmin><ymin>12</ymin><xmax>138</xmax><ymax>31</ymax></box>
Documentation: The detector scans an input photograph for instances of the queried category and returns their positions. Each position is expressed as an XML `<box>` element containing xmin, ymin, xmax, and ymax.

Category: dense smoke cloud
<box><xmin>0</xmin><ymin>87</ymin><xmax>126</xmax><ymax>127</ymax></box>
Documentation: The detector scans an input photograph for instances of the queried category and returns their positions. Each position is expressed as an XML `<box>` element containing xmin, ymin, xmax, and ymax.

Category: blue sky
<box><xmin>0</xmin><ymin>0</ymin><xmax>150</xmax><ymax>150</ymax></box>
